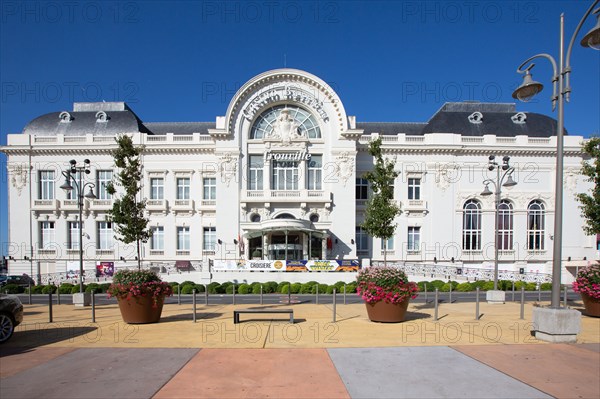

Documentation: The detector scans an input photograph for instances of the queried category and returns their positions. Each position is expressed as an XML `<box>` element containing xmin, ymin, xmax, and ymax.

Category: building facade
<box><xmin>1</xmin><ymin>69</ymin><xmax>596</xmax><ymax>283</ymax></box>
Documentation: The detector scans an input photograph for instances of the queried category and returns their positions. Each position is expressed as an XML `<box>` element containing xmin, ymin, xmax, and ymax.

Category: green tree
<box><xmin>106</xmin><ymin>135</ymin><xmax>151</xmax><ymax>270</ymax></box>
<box><xmin>361</xmin><ymin>137</ymin><xmax>401</xmax><ymax>266</ymax></box>
<box><xmin>576</xmin><ymin>137</ymin><xmax>600</xmax><ymax>235</ymax></box>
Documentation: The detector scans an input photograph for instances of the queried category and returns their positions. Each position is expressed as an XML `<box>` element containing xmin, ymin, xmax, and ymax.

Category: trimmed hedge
<box><xmin>2</xmin><ymin>284</ymin><xmax>21</xmax><ymax>294</ymax></box>
<box><xmin>238</xmin><ymin>284</ymin><xmax>251</xmax><ymax>294</ymax></box>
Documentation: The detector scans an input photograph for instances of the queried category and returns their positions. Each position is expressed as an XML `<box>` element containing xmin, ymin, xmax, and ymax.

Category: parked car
<box><xmin>0</xmin><ymin>294</ymin><xmax>24</xmax><ymax>343</ymax></box>
<box><xmin>0</xmin><ymin>275</ymin><xmax>7</xmax><ymax>286</ymax></box>
<box><xmin>0</xmin><ymin>274</ymin><xmax>35</xmax><ymax>287</ymax></box>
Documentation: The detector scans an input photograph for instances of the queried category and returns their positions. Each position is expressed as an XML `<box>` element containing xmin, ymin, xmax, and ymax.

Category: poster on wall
<box><xmin>211</xmin><ymin>259</ymin><xmax>359</xmax><ymax>272</ymax></box>
<box><xmin>96</xmin><ymin>262</ymin><xmax>115</xmax><ymax>277</ymax></box>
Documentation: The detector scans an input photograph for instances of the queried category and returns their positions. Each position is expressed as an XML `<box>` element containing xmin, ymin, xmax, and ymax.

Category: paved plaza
<box><xmin>1</xmin><ymin>298</ymin><xmax>599</xmax><ymax>398</ymax></box>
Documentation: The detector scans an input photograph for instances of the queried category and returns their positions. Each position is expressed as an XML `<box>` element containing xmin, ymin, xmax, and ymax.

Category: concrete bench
<box><xmin>233</xmin><ymin>309</ymin><xmax>294</xmax><ymax>324</ymax></box>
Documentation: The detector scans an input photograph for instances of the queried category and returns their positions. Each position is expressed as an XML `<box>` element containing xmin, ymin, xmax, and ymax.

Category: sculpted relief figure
<box><xmin>267</xmin><ymin>109</ymin><xmax>304</xmax><ymax>144</ymax></box>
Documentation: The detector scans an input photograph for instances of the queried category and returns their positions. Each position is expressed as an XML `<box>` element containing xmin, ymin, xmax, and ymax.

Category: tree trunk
<box><xmin>383</xmin><ymin>240</ymin><xmax>387</xmax><ymax>267</ymax></box>
<box><xmin>137</xmin><ymin>240</ymin><xmax>141</xmax><ymax>270</ymax></box>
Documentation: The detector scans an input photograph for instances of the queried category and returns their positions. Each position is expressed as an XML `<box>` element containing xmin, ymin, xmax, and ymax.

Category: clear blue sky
<box><xmin>1</xmin><ymin>0</ymin><xmax>599</xmax><ymax>256</ymax></box>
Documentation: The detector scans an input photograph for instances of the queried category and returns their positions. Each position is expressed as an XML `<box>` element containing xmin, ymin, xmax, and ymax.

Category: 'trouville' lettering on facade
<box><xmin>264</xmin><ymin>150</ymin><xmax>311</xmax><ymax>162</ymax></box>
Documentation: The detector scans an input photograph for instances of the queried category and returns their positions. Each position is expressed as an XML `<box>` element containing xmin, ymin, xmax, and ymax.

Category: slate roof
<box><xmin>356</xmin><ymin>122</ymin><xmax>426</xmax><ymax>135</ymax></box>
<box><xmin>142</xmin><ymin>122</ymin><xmax>215</xmax><ymax>135</ymax></box>
<box><xmin>23</xmin><ymin>110</ymin><xmax>145</xmax><ymax>136</ymax></box>
<box><xmin>358</xmin><ymin>103</ymin><xmax>563</xmax><ymax>137</ymax></box>
<box><xmin>22</xmin><ymin>101</ymin><xmax>563</xmax><ymax>138</ymax></box>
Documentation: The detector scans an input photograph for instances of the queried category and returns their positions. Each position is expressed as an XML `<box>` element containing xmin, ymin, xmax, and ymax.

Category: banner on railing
<box><xmin>96</xmin><ymin>261</ymin><xmax>115</xmax><ymax>277</ymax></box>
<box><xmin>212</xmin><ymin>259</ymin><xmax>359</xmax><ymax>272</ymax></box>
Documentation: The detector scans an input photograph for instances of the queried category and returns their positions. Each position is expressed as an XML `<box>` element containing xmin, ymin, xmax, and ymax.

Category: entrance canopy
<box><xmin>243</xmin><ymin>218</ymin><xmax>328</xmax><ymax>239</ymax></box>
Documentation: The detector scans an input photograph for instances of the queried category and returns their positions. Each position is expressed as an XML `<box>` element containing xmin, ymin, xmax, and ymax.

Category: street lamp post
<box><xmin>481</xmin><ymin>155</ymin><xmax>517</xmax><ymax>303</ymax></box>
<box><xmin>60</xmin><ymin>159</ymin><xmax>96</xmax><ymax>297</ymax></box>
<box><xmin>512</xmin><ymin>1</ymin><xmax>600</xmax><ymax>308</ymax></box>
<box><xmin>512</xmin><ymin>0</ymin><xmax>600</xmax><ymax>341</ymax></box>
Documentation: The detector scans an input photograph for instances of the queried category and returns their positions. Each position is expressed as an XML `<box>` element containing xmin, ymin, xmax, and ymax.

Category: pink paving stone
<box><xmin>454</xmin><ymin>344</ymin><xmax>600</xmax><ymax>399</ymax></box>
<box><xmin>0</xmin><ymin>347</ymin><xmax>76</xmax><ymax>378</ymax></box>
<box><xmin>153</xmin><ymin>348</ymin><xmax>350</xmax><ymax>399</ymax></box>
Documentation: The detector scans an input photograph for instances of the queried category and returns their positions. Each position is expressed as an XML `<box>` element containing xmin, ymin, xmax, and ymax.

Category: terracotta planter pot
<box><xmin>117</xmin><ymin>295</ymin><xmax>165</xmax><ymax>324</ymax></box>
<box><xmin>580</xmin><ymin>293</ymin><xmax>600</xmax><ymax>318</ymax></box>
<box><xmin>365</xmin><ymin>298</ymin><xmax>410</xmax><ymax>323</ymax></box>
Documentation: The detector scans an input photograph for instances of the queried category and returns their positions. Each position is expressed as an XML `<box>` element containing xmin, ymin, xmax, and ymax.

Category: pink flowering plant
<box><xmin>572</xmin><ymin>263</ymin><xmax>600</xmax><ymax>300</ymax></box>
<box><xmin>107</xmin><ymin>269</ymin><xmax>173</xmax><ymax>308</ymax></box>
<box><xmin>356</xmin><ymin>266</ymin><xmax>419</xmax><ymax>304</ymax></box>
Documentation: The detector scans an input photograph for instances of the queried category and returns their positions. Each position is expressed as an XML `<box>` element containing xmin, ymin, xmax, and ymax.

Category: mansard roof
<box><xmin>142</xmin><ymin>122</ymin><xmax>215</xmax><ymax>135</ymax></box>
<box><xmin>21</xmin><ymin>101</ymin><xmax>563</xmax><ymax>138</ymax></box>
<box><xmin>359</xmin><ymin>102</ymin><xmax>563</xmax><ymax>137</ymax></box>
<box><xmin>23</xmin><ymin>102</ymin><xmax>148</xmax><ymax>136</ymax></box>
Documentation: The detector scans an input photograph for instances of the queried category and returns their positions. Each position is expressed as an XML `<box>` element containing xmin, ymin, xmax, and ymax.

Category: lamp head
<box><xmin>84</xmin><ymin>187</ymin><xmax>97</xmax><ymax>200</ymax></box>
<box><xmin>512</xmin><ymin>65</ymin><xmax>544</xmax><ymax>102</ymax></box>
<box><xmin>503</xmin><ymin>174</ymin><xmax>517</xmax><ymax>188</ymax></box>
<box><xmin>581</xmin><ymin>8</ymin><xmax>600</xmax><ymax>50</ymax></box>
<box><xmin>60</xmin><ymin>177</ymin><xmax>73</xmax><ymax>193</ymax></box>
<box><xmin>481</xmin><ymin>184</ymin><xmax>493</xmax><ymax>196</ymax></box>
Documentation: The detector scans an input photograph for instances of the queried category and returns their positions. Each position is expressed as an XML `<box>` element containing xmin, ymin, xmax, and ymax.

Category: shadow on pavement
<box><xmin>2</xmin><ymin>326</ymin><xmax>97</xmax><ymax>353</ymax></box>
<box><xmin>160</xmin><ymin>312</ymin><xmax>223</xmax><ymax>323</ymax></box>
<box><xmin>404</xmin><ymin>311</ymin><xmax>432</xmax><ymax>321</ymax></box>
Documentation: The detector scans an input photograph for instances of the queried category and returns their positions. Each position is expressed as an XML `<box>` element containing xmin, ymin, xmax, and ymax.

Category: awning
<box><xmin>242</xmin><ymin>218</ymin><xmax>329</xmax><ymax>239</ymax></box>
<box><xmin>565</xmin><ymin>260</ymin><xmax>593</xmax><ymax>268</ymax></box>
<box><xmin>175</xmin><ymin>260</ymin><xmax>193</xmax><ymax>271</ymax></box>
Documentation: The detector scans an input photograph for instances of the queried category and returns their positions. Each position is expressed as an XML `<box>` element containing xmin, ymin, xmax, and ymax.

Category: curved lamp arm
<box><xmin>516</xmin><ymin>55</ymin><xmax>558</xmax><ymax>110</ymax></box>
<box><xmin>565</xmin><ymin>0</ymin><xmax>600</xmax><ymax>101</ymax></box>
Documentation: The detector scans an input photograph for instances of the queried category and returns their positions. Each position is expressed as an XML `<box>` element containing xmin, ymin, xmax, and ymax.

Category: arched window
<box><xmin>497</xmin><ymin>200</ymin><xmax>513</xmax><ymax>250</ymax></box>
<box><xmin>275</xmin><ymin>213</ymin><xmax>295</xmax><ymax>219</ymax></box>
<box><xmin>250</xmin><ymin>105</ymin><xmax>321</xmax><ymax>139</ymax></box>
<box><xmin>463</xmin><ymin>200</ymin><xmax>481</xmax><ymax>250</ymax></box>
<box><xmin>527</xmin><ymin>200</ymin><xmax>545</xmax><ymax>250</ymax></box>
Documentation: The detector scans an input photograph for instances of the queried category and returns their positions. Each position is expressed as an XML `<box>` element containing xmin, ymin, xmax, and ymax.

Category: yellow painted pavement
<box><xmin>9</xmin><ymin>299</ymin><xmax>599</xmax><ymax>349</ymax></box>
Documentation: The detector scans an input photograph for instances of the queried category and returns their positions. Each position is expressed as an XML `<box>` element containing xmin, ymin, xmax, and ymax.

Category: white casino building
<box><xmin>1</xmin><ymin>69</ymin><xmax>596</xmax><ymax>284</ymax></box>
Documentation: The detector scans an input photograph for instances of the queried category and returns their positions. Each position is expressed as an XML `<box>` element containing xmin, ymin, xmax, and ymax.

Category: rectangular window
<box><xmin>408</xmin><ymin>178</ymin><xmax>421</xmax><ymax>200</ymax></box>
<box><xmin>150</xmin><ymin>178</ymin><xmax>164</xmax><ymax>200</ymax></box>
<box><xmin>356</xmin><ymin>178</ymin><xmax>369</xmax><ymax>200</ymax></box>
<box><xmin>408</xmin><ymin>227</ymin><xmax>421</xmax><ymax>251</ymax></box>
<box><xmin>248</xmin><ymin>155</ymin><xmax>263</xmax><ymax>190</ymax></box>
<box><xmin>68</xmin><ymin>221</ymin><xmax>81</xmax><ymax>250</ymax></box>
<box><xmin>40</xmin><ymin>221</ymin><xmax>55</xmax><ymax>249</ymax></box>
<box><xmin>177</xmin><ymin>178</ymin><xmax>190</xmax><ymax>200</ymax></box>
<box><xmin>355</xmin><ymin>226</ymin><xmax>369</xmax><ymax>252</ymax></box>
<box><xmin>307</xmin><ymin>155</ymin><xmax>322</xmax><ymax>190</ymax></box>
<box><xmin>39</xmin><ymin>171</ymin><xmax>55</xmax><ymax>200</ymax></box>
<box><xmin>97</xmin><ymin>170</ymin><xmax>113</xmax><ymax>200</ymax></box>
<box><xmin>151</xmin><ymin>226</ymin><xmax>164</xmax><ymax>250</ymax></box>
<box><xmin>203</xmin><ymin>227</ymin><xmax>216</xmax><ymax>251</ymax></box>
<box><xmin>177</xmin><ymin>226</ymin><xmax>190</xmax><ymax>250</ymax></box>
<box><xmin>272</xmin><ymin>160</ymin><xmax>299</xmax><ymax>190</ymax></box>
<box><xmin>527</xmin><ymin>205</ymin><xmax>545</xmax><ymax>251</ymax></box>
<box><xmin>497</xmin><ymin>202</ymin><xmax>514</xmax><ymax>250</ymax></box>
<box><xmin>203</xmin><ymin>177</ymin><xmax>216</xmax><ymax>200</ymax></box>
<box><xmin>97</xmin><ymin>222</ymin><xmax>113</xmax><ymax>250</ymax></box>
<box><xmin>381</xmin><ymin>237</ymin><xmax>394</xmax><ymax>251</ymax></box>
<box><xmin>66</xmin><ymin>171</ymin><xmax>82</xmax><ymax>200</ymax></box>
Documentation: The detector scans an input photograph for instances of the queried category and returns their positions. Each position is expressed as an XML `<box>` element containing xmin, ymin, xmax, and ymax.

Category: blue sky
<box><xmin>1</xmin><ymin>0</ymin><xmax>599</xmax><ymax>256</ymax></box>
